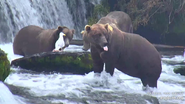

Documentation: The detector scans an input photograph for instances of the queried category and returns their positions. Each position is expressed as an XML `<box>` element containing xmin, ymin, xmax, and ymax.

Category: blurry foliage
<box><xmin>88</xmin><ymin>1</ymin><xmax>110</xmax><ymax>25</ymax></box>
<box><xmin>116</xmin><ymin>0</ymin><xmax>185</xmax><ymax>34</ymax></box>
<box><xmin>86</xmin><ymin>0</ymin><xmax>185</xmax><ymax>45</ymax></box>
<box><xmin>88</xmin><ymin>0</ymin><xmax>185</xmax><ymax>38</ymax></box>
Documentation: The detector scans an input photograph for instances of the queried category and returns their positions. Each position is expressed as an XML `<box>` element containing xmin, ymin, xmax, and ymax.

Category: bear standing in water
<box><xmin>13</xmin><ymin>25</ymin><xmax>75</xmax><ymax>56</ymax></box>
<box><xmin>84</xmin><ymin>23</ymin><xmax>162</xmax><ymax>88</ymax></box>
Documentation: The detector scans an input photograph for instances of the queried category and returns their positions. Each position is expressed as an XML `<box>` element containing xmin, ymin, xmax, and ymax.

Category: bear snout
<box><xmin>100</xmin><ymin>42</ymin><xmax>108</xmax><ymax>48</ymax></box>
<box><xmin>64</xmin><ymin>38</ymin><xmax>70</xmax><ymax>47</ymax></box>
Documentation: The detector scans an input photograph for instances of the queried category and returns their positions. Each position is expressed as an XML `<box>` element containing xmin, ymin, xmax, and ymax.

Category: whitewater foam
<box><xmin>1</xmin><ymin>43</ymin><xmax>185</xmax><ymax>104</ymax></box>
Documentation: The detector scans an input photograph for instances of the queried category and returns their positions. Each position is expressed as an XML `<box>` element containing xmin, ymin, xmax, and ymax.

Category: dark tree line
<box><xmin>88</xmin><ymin>0</ymin><xmax>185</xmax><ymax>45</ymax></box>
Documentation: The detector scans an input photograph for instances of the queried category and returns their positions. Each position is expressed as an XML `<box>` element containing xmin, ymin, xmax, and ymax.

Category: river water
<box><xmin>0</xmin><ymin>43</ymin><xmax>185</xmax><ymax>104</ymax></box>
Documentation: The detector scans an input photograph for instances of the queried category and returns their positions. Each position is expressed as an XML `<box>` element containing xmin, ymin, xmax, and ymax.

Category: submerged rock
<box><xmin>173</xmin><ymin>65</ymin><xmax>185</xmax><ymax>76</ymax></box>
<box><xmin>162</xmin><ymin>60</ymin><xmax>185</xmax><ymax>65</ymax></box>
<box><xmin>0</xmin><ymin>48</ymin><xmax>10</xmax><ymax>82</ymax></box>
<box><xmin>7</xmin><ymin>83</ymin><xmax>159</xmax><ymax>104</ymax></box>
<box><xmin>11</xmin><ymin>51</ymin><xmax>93</xmax><ymax>75</ymax></box>
<box><xmin>82</xmin><ymin>91</ymin><xmax>159</xmax><ymax>104</ymax></box>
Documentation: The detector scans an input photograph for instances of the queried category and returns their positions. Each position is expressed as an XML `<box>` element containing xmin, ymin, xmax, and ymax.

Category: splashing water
<box><xmin>1</xmin><ymin>43</ymin><xmax>185</xmax><ymax>104</ymax></box>
<box><xmin>0</xmin><ymin>81</ymin><xmax>24</xmax><ymax>104</ymax></box>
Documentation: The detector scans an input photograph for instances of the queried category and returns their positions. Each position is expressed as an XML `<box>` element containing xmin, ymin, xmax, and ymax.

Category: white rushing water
<box><xmin>0</xmin><ymin>43</ymin><xmax>185</xmax><ymax>104</ymax></box>
<box><xmin>0</xmin><ymin>81</ymin><xmax>22</xmax><ymax>104</ymax></box>
<box><xmin>0</xmin><ymin>0</ymin><xmax>75</xmax><ymax>43</ymax></box>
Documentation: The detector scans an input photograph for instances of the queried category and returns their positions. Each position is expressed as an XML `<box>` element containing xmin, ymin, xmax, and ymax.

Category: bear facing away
<box><xmin>99</xmin><ymin>11</ymin><xmax>133</xmax><ymax>33</ymax></box>
<box><xmin>84</xmin><ymin>23</ymin><xmax>162</xmax><ymax>88</ymax></box>
<box><xmin>81</xmin><ymin>11</ymin><xmax>133</xmax><ymax>51</ymax></box>
<box><xmin>13</xmin><ymin>25</ymin><xmax>75</xmax><ymax>56</ymax></box>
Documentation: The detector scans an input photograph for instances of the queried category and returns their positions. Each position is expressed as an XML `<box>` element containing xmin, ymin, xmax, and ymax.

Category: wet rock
<box><xmin>174</xmin><ymin>65</ymin><xmax>185</xmax><ymax>76</ymax></box>
<box><xmin>153</xmin><ymin>44</ymin><xmax>184</xmax><ymax>51</ymax></box>
<box><xmin>82</xmin><ymin>91</ymin><xmax>159</xmax><ymax>104</ymax></box>
<box><xmin>7</xmin><ymin>83</ymin><xmax>160</xmax><ymax>104</ymax></box>
<box><xmin>70</xmin><ymin>39</ymin><xmax>83</xmax><ymax>46</ymax></box>
<box><xmin>11</xmin><ymin>51</ymin><xmax>93</xmax><ymax>75</ymax></box>
<box><xmin>6</xmin><ymin>84</ymin><xmax>51</xmax><ymax>104</ymax></box>
<box><xmin>70</xmin><ymin>40</ymin><xmax>185</xmax><ymax>53</ymax></box>
<box><xmin>162</xmin><ymin>60</ymin><xmax>185</xmax><ymax>65</ymax></box>
<box><xmin>0</xmin><ymin>48</ymin><xmax>10</xmax><ymax>82</ymax></box>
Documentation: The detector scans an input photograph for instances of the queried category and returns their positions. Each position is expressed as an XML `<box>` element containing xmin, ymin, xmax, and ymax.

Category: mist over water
<box><xmin>0</xmin><ymin>43</ymin><xmax>185</xmax><ymax>104</ymax></box>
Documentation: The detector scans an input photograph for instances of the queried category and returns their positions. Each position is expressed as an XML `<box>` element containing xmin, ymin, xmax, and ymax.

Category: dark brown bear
<box><xmin>84</xmin><ymin>23</ymin><xmax>161</xmax><ymax>88</ymax></box>
<box><xmin>13</xmin><ymin>25</ymin><xmax>75</xmax><ymax>56</ymax></box>
<box><xmin>81</xmin><ymin>11</ymin><xmax>133</xmax><ymax>51</ymax></box>
<box><xmin>98</xmin><ymin>11</ymin><xmax>133</xmax><ymax>33</ymax></box>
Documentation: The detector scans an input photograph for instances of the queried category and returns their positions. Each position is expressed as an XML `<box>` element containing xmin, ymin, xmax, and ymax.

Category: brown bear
<box><xmin>81</xmin><ymin>11</ymin><xmax>133</xmax><ymax>51</ymax></box>
<box><xmin>81</xmin><ymin>30</ymin><xmax>91</xmax><ymax>51</ymax></box>
<box><xmin>13</xmin><ymin>25</ymin><xmax>75</xmax><ymax>56</ymax></box>
<box><xmin>99</xmin><ymin>11</ymin><xmax>133</xmax><ymax>33</ymax></box>
<box><xmin>84</xmin><ymin>23</ymin><xmax>162</xmax><ymax>88</ymax></box>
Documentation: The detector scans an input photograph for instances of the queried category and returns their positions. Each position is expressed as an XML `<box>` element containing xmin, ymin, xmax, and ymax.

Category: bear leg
<box><xmin>141</xmin><ymin>77</ymin><xmax>147</xmax><ymax>87</ymax></box>
<box><xmin>92</xmin><ymin>60</ymin><xmax>104</xmax><ymax>73</ymax></box>
<box><xmin>141</xmin><ymin>77</ymin><xmax>157</xmax><ymax>88</ymax></box>
<box><xmin>105</xmin><ymin>63</ymin><xmax>115</xmax><ymax>76</ymax></box>
<box><xmin>91</xmin><ymin>47</ymin><xmax>104</xmax><ymax>74</ymax></box>
<box><xmin>147</xmin><ymin>79</ymin><xmax>157</xmax><ymax>88</ymax></box>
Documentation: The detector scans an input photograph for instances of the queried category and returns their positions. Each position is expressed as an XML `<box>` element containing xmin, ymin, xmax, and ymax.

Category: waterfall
<box><xmin>0</xmin><ymin>0</ymin><xmax>73</xmax><ymax>43</ymax></box>
<box><xmin>66</xmin><ymin>0</ymin><xmax>87</xmax><ymax>39</ymax></box>
<box><xmin>0</xmin><ymin>0</ymin><xmax>75</xmax><ymax>43</ymax></box>
<box><xmin>0</xmin><ymin>0</ymin><xmax>102</xmax><ymax>44</ymax></box>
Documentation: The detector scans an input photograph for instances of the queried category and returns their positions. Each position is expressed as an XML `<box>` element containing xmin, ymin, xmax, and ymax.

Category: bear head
<box><xmin>57</xmin><ymin>26</ymin><xmax>75</xmax><ymax>48</ymax></box>
<box><xmin>81</xmin><ymin>30</ymin><xmax>90</xmax><ymax>51</ymax></box>
<box><xmin>85</xmin><ymin>23</ymin><xmax>113</xmax><ymax>52</ymax></box>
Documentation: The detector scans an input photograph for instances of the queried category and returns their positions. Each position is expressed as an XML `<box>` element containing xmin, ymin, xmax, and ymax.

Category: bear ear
<box><xmin>104</xmin><ymin>23</ymin><xmax>113</xmax><ymax>33</ymax></box>
<box><xmin>57</xmin><ymin>26</ymin><xmax>67</xmax><ymax>31</ymax></box>
<box><xmin>81</xmin><ymin>30</ymin><xmax>84</xmax><ymax>35</ymax></box>
<box><xmin>85</xmin><ymin>25</ymin><xmax>91</xmax><ymax>32</ymax></box>
<box><xmin>71</xmin><ymin>29</ymin><xmax>75</xmax><ymax>34</ymax></box>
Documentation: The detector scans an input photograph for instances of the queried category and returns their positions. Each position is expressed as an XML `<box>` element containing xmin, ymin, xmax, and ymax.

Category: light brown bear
<box><xmin>84</xmin><ymin>23</ymin><xmax>162</xmax><ymax>88</ymax></box>
<box><xmin>13</xmin><ymin>25</ymin><xmax>75</xmax><ymax>56</ymax></box>
<box><xmin>81</xmin><ymin>11</ymin><xmax>133</xmax><ymax>51</ymax></box>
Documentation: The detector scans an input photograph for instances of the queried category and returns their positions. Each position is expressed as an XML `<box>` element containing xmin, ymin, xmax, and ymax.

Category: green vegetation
<box><xmin>115</xmin><ymin>0</ymin><xmax>185</xmax><ymax>32</ymax></box>
<box><xmin>88</xmin><ymin>1</ymin><xmax>110</xmax><ymax>25</ymax></box>
<box><xmin>0</xmin><ymin>48</ymin><xmax>10</xmax><ymax>82</ymax></box>
<box><xmin>11</xmin><ymin>52</ymin><xmax>93</xmax><ymax>74</ymax></box>
<box><xmin>87</xmin><ymin>0</ymin><xmax>185</xmax><ymax>45</ymax></box>
<box><xmin>34</xmin><ymin>54</ymin><xmax>93</xmax><ymax>70</ymax></box>
<box><xmin>59</xmin><ymin>54</ymin><xmax>93</xmax><ymax>69</ymax></box>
